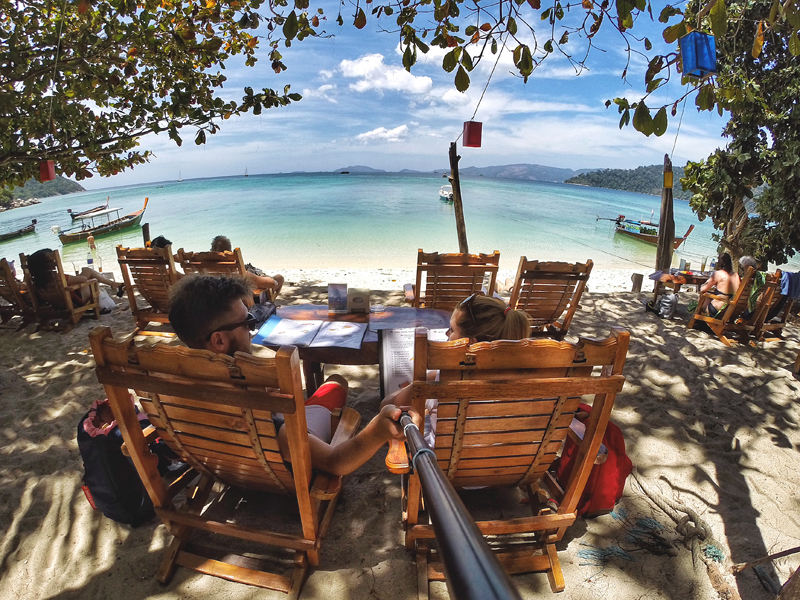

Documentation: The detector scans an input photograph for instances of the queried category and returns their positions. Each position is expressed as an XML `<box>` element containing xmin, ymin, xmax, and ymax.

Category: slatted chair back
<box><xmin>19</xmin><ymin>249</ymin><xmax>100</xmax><ymax>330</ymax></box>
<box><xmin>89</xmin><ymin>327</ymin><xmax>358</xmax><ymax>595</ymax></box>
<box><xmin>752</xmin><ymin>271</ymin><xmax>794</xmax><ymax>342</ymax></box>
<box><xmin>688</xmin><ymin>266</ymin><xmax>755</xmax><ymax>346</ymax></box>
<box><xmin>116</xmin><ymin>245</ymin><xmax>179</xmax><ymax>329</ymax></box>
<box><xmin>403</xmin><ymin>327</ymin><xmax>629</xmax><ymax>593</ymax></box>
<box><xmin>177</xmin><ymin>247</ymin><xmax>273</xmax><ymax>304</ymax></box>
<box><xmin>508</xmin><ymin>258</ymin><xmax>593</xmax><ymax>340</ymax></box>
<box><xmin>414</xmin><ymin>249</ymin><xmax>500</xmax><ymax>311</ymax></box>
<box><xmin>0</xmin><ymin>258</ymin><xmax>34</xmax><ymax>325</ymax></box>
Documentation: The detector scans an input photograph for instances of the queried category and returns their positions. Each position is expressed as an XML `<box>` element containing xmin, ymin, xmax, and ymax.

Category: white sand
<box><xmin>1</xmin><ymin>270</ymin><xmax>798</xmax><ymax>600</ymax></box>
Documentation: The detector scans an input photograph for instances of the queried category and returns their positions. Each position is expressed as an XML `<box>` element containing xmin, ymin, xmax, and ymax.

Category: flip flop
<box><xmin>116</xmin><ymin>285</ymin><xmax>125</xmax><ymax>298</ymax></box>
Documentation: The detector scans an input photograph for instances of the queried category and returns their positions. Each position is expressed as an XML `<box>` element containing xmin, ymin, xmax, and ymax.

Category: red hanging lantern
<box><xmin>39</xmin><ymin>160</ymin><xmax>56</xmax><ymax>182</ymax></box>
<box><xmin>462</xmin><ymin>121</ymin><xmax>482</xmax><ymax>148</ymax></box>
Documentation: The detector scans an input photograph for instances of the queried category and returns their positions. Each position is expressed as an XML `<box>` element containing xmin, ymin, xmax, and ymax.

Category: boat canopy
<box><xmin>73</xmin><ymin>207</ymin><xmax>123</xmax><ymax>220</ymax></box>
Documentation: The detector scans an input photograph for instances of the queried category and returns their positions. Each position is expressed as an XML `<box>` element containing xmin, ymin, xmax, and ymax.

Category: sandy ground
<box><xmin>1</xmin><ymin>268</ymin><xmax>799</xmax><ymax>600</ymax></box>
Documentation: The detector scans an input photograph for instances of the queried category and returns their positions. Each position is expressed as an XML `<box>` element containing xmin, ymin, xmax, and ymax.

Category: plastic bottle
<box><xmin>709</xmin><ymin>258</ymin><xmax>716</xmax><ymax>271</ymax></box>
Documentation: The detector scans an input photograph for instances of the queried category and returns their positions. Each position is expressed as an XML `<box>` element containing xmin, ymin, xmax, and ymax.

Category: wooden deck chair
<box><xmin>737</xmin><ymin>272</ymin><xmax>782</xmax><ymax>345</ymax></box>
<box><xmin>116</xmin><ymin>245</ymin><xmax>180</xmax><ymax>330</ymax></box>
<box><xmin>89</xmin><ymin>327</ymin><xmax>361</xmax><ymax>598</ymax></box>
<box><xmin>19</xmin><ymin>249</ymin><xmax>100</xmax><ymax>332</ymax></box>
<box><xmin>752</xmin><ymin>271</ymin><xmax>795</xmax><ymax>342</ymax></box>
<box><xmin>176</xmin><ymin>247</ymin><xmax>274</xmax><ymax>303</ymax></box>
<box><xmin>508</xmin><ymin>258</ymin><xmax>593</xmax><ymax>340</ymax></box>
<box><xmin>399</xmin><ymin>327</ymin><xmax>629</xmax><ymax>595</ymax></box>
<box><xmin>0</xmin><ymin>257</ymin><xmax>35</xmax><ymax>327</ymax></box>
<box><xmin>688</xmin><ymin>266</ymin><xmax>756</xmax><ymax>346</ymax></box>
<box><xmin>413</xmin><ymin>249</ymin><xmax>500</xmax><ymax>311</ymax></box>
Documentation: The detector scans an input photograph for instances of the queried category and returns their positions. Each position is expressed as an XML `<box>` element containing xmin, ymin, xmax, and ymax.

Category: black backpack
<box><xmin>77</xmin><ymin>402</ymin><xmax>173</xmax><ymax>527</ymax></box>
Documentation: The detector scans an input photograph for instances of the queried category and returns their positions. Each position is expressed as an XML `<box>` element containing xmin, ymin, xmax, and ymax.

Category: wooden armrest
<box><xmin>121</xmin><ymin>424</ymin><xmax>159</xmax><ymax>457</ymax></box>
<box><xmin>329</xmin><ymin>407</ymin><xmax>361</xmax><ymax>447</ymax></box>
<box><xmin>310</xmin><ymin>408</ymin><xmax>362</xmax><ymax>500</ymax></box>
<box><xmin>385</xmin><ymin>439</ymin><xmax>410</xmax><ymax>474</ymax></box>
<box><xmin>310</xmin><ymin>473</ymin><xmax>342</xmax><ymax>500</ymax></box>
<box><xmin>700</xmin><ymin>292</ymin><xmax>729</xmax><ymax>302</ymax></box>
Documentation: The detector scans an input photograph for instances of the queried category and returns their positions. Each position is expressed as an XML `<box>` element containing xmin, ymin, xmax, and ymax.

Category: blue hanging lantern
<box><xmin>679</xmin><ymin>31</ymin><xmax>717</xmax><ymax>77</ymax></box>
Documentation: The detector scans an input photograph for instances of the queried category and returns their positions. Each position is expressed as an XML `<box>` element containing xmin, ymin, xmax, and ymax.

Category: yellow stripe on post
<box><xmin>663</xmin><ymin>172</ymin><xmax>674</xmax><ymax>189</ymax></box>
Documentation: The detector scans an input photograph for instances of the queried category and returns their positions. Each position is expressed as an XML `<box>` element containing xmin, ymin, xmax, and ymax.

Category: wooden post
<box><xmin>631</xmin><ymin>273</ymin><xmax>643</xmax><ymax>292</ymax></box>
<box><xmin>449</xmin><ymin>142</ymin><xmax>469</xmax><ymax>254</ymax></box>
<box><xmin>142</xmin><ymin>223</ymin><xmax>151</xmax><ymax>245</ymax></box>
<box><xmin>653</xmin><ymin>155</ymin><xmax>676</xmax><ymax>301</ymax></box>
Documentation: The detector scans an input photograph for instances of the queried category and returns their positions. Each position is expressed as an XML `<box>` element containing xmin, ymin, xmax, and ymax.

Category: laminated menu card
<box><xmin>252</xmin><ymin>316</ymin><xmax>323</xmax><ymax>347</ymax></box>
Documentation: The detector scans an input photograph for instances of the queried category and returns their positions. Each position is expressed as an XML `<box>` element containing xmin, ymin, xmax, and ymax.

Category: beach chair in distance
<box><xmin>176</xmin><ymin>247</ymin><xmax>273</xmax><ymax>304</ymax></box>
<box><xmin>396</xmin><ymin>327</ymin><xmax>629</xmax><ymax>595</ymax></box>
<box><xmin>89</xmin><ymin>327</ymin><xmax>361</xmax><ymax>597</ymax></box>
<box><xmin>18</xmin><ymin>249</ymin><xmax>100</xmax><ymax>332</ymax></box>
<box><xmin>116</xmin><ymin>244</ymin><xmax>180</xmax><ymax>331</ymax></box>
<box><xmin>0</xmin><ymin>257</ymin><xmax>35</xmax><ymax>328</ymax></box>
<box><xmin>508</xmin><ymin>258</ymin><xmax>593</xmax><ymax>340</ymax></box>
<box><xmin>688</xmin><ymin>266</ymin><xmax>755</xmax><ymax>346</ymax></box>
<box><xmin>752</xmin><ymin>271</ymin><xmax>795</xmax><ymax>343</ymax></box>
<box><xmin>412</xmin><ymin>249</ymin><xmax>500</xmax><ymax>312</ymax></box>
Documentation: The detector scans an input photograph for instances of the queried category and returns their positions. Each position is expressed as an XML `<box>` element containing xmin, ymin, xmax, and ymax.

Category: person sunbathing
<box><xmin>211</xmin><ymin>235</ymin><xmax>284</xmax><ymax>298</ymax></box>
<box><xmin>27</xmin><ymin>248</ymin><xmax>124</xmax><ymax>304</ymax></box>
<box><xmin>381</xmin><ymin>293</ymin><xmax>531</xmax><ymax>447</ymax></box>
<box><xmin>168</xmin><ymin>273</ymin><xmax>419</xmax><ymax>476</ymax></box>
<box><xmin>698</xmin><ymin>253</ymin><xmax>740</xmax><ymax>318</ymax></box>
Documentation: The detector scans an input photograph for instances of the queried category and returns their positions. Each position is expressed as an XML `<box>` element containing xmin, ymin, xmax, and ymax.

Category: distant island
<box><xmin>1</xmin><ymin>176</ymin><xmax>85</xmax><ymax>211</ymax></box>
<box><xmin>565</xmin><ymin>164</ymin><xmax>691</xmax><ymax>200</ymax></box>
<box><xmin>335</xmin><ymin>163</ymin><xmax>593</xmax><ymax>183</ymax></box>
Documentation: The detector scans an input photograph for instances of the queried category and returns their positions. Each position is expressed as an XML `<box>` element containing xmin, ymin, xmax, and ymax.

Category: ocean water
<box><xmin>1</xmin><ymin>172</ymin><xmax>797</xmax><ymax>274</ymax></box>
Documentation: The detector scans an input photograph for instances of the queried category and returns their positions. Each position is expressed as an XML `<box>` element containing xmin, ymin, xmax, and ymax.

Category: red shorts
<box><xmin>305</xmin><ymin>380</ymin><xmax>347</xmax><ymax>412</ymax></box>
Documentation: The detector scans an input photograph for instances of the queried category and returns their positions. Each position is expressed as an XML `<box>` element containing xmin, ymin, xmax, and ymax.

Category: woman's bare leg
<box><xmin>78</xmin><ymin>267</ymin><xmax>124</xmax><ymax>294</ymax></box>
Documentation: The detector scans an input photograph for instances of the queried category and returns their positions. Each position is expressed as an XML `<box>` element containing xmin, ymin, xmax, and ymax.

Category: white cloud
<box><xmin>339</xmin><ymin>54</ymin><xmax>433</xmax><ymax>94</ymax></box>
<box><xmin>319</xmin><ymin>69</ymin><xmax>334</xmax><ymax>80</ymax></box>
<box><xmin>301</xmin><ymin>84</ymin><xmax>338</xmax><ymax>103</ymax></box>
<box><xmin>356</xmin><ymin>124</ymin><xmax>409</xmax><ymax>143</ymax></box>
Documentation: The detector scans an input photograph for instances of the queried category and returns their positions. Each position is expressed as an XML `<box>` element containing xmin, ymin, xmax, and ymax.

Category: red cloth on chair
<box><xmin>552</xmin><ymin>403</ymin><xmax>632</xmax><ymax>518</ymax></box>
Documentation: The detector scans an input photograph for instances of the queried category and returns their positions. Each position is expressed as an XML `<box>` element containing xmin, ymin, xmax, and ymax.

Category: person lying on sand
<box><xmin>168</xmin><ymin>273</ymin><xmax>419</xmax><ymax>476</ymax></box>
<box><xmin>211</xmin><ymin>235</ymin><xmax>284</xmax><ymax>299</ymax></box>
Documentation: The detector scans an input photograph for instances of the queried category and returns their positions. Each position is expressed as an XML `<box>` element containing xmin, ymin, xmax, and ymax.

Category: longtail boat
<box><xmin>67</xmin><ymin>197</ymin><xmax>109</xmax><ymax>220</ymax></box>
<box><xmin>53</xmin><ymin>198</ymin><xmax>148</xmax><ymax>244</ymax></box>
<box><xmin>600</xmin><ymin>214</ymin><xmax>694</xmax><ymax>249</ymax></box>
<box><xmin>0</xmin><ymin>219</ymin><xmax>37</xmax><ymax>242</ymax></box>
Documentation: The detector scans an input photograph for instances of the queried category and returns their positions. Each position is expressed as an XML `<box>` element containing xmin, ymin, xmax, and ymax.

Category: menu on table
<box><xmin>253</xmin><ymin>316</ymin><xmax>367</xmax><ymax>349</ymax></box>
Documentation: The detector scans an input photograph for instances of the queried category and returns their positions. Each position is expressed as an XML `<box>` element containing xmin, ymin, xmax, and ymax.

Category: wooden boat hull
<box><xmin>0</xmin><ymin>221</ymin><xmax>36</xmax><ymax>242</ymax></box>
<box><xmin>58</xmin><ymin>199</ymin><xmax>147</xmax><ymax>244</ymax></box>
<box><xmin>69</xmin><ymin>198</ymin><xmax>109</xmax><ymax>220</ymax></box>
<box><xmin>615</xmin><ymin>223</ymin><xmax>694</xmax><ymax>250</ymax></box>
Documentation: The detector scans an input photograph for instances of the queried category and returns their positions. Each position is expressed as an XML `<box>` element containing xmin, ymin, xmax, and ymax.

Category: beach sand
<box><xmin>1</xmin><ymin>268</ymin><xmax>798</xmax><ymax>600</ymax></box>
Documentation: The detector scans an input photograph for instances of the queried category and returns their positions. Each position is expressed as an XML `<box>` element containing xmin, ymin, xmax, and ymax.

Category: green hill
<box><xmin>1</xmin><ymin>176</ymin><xmax>85</xmax><ymax>208</ymax></box>
<box><xmin>565</xmin><ymin>164</ymin><xmax>691</xmax><ymax>200</ymax></box>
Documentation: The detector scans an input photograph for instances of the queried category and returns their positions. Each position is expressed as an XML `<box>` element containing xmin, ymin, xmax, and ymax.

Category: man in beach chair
<box><xmin>210</xmin><ymin>235</ymin><xmax>284</xmax><ymax>300</ymax></box>
<box><xmin>168</xmin><ymin>273</ymin><xmax>418</xmax><ymax>476</ymax></box>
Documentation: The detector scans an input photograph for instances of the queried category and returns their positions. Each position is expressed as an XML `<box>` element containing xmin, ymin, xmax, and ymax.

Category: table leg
<box><xmin>303</xmin><ymin>360</ymin><xmax>324</xmax><ymax>397</ymax></box>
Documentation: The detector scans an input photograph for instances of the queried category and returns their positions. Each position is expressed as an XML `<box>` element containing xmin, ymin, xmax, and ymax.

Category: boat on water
<box><xmin>0</xmin><ymin>219</ymin><xmax>37</xmax><ymax>242</ymax></box>
<box><xmin>439</xmin><ymin>185</ymin><xmax>454</xmax><ymax>202</ymax></box>
<box><xmin>51</xmin><ymin>198</ymin><xmax>148</xmax><ymax>244</ymax></box>
<box><xmin>607</xmin><ymin>214</ymin><xmax>695</xmax><ymax>249</ymax></box>
<box><xmin>67</xmin><ymin>197</ymin><xmax>109</xmax><ymax>220</ymax></box>
<box><xmin>244</xmin><ymin>167</ymin><xmax>248</xmax><ymax>177</ymax></box>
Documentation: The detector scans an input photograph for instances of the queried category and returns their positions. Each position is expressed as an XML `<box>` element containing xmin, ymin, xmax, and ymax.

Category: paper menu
<box><xmin>378</xmin><ymin>327</ymin><xmax>448</xmax><ymax>397</ymax></box>
<box><xmin>308</xmin><ymin>321</ymin><xmax>367</xmax><ymax>349</ymax></box>
<box><xmin>252</xmin><ymin>316</ymin><xmax>323</xmax><ymax>347</ymax></box>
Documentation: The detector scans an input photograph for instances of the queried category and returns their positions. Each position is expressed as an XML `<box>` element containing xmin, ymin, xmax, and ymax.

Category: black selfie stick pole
<box><xmin>399</xmin><ymin>412</ymin><xmax>523</xmax><ymax>600</ymax></box>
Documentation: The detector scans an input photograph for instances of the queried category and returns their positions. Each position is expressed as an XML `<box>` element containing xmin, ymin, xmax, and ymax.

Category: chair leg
<box><xmin>416</xmin><ymin>543</ymin><xmax>430</xmax><ymax>600</ymax></box>
<box><xmin>287</xmin><ymin>553</ymin><xmax>309</xmax><ymax>600</ymax></box>
<box><xmin>545</xmin><ymin>543</ymin><xmax>565</xmax><ymax>592</ymax></box>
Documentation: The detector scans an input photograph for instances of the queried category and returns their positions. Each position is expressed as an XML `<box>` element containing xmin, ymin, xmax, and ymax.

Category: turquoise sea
<box><xmin>2</xmin><ymin>172</ymin><xmax>798</xmax><ymax>274</ymax></box>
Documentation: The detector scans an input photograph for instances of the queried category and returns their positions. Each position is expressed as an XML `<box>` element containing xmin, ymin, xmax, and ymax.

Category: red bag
<box><xmin>553</xmin><ymin>403</ymin><xmax>632</xmax><ymax>518</ymax></box>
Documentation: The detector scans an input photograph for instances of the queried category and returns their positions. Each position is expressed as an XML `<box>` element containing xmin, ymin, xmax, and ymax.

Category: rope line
<box><xmin>47</xmin><ymin>1</ymin><xmax>68</xmax><ymax>132</ymax></box>
<box><xmin>670</xmin><ymin>87</ymin><xmax>689</xmax><ymax>160</ymax></box>
<box><xmin>456</xmin><ymin>37</ymin><xmax>507</xmax><ymax>143</ymax></box>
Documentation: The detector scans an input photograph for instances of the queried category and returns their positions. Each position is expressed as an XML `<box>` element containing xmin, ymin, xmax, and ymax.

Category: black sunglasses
<box><xmin>205</xmin><ymin>314</ymin><xmax>258</xmax><ymax>340</ymax></box>
<box><xmin>459</xmin><ymin>292</ymin><xmax>480</xmax><ymax>325</ymax></box>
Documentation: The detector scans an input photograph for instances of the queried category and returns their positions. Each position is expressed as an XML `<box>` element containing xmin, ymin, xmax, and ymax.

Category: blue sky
<box><xmin>85</xmin><ymin>4</ymin><xmax>729</xmax><ymax>189</ymax></box>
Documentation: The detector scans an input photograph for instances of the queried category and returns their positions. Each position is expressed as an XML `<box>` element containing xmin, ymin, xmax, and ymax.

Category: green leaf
<box><xmin>443</xmin><ymin>49</ymin><xmax>458</xmax><ymax>72</ymax></box>
<box><xmin>658</xmin><ymin>5</ymin><xmax>681</xmax><ymax>23</ymax></box>
<box><xmin>402</xmin><ymin>44</ymin><xmax>415</xmax><ymax>70</ymax></box>
<box><xmin>632</xmin><ymin>102</ymin><xmax>653</xmax><ymax>136</ymax></box>
<box><xmin>790</xmin><ymin>31</ymin><xmax>800</xmax><ymax>56</ymax></box>
<box><xmin>540</xmin><ymin>8</ymin><xmax>551</xmax><ymax>20</ymax></box>
<box><xmin>709</xmin><ymin>0</ymin><xmax>727</xmax><ymax>38</ymax></box>
<box><xmin>508</xmin><ymin>16</ymin><xmax>517</xmax><ymax>34</ymax></box>
<box><xmin>282</xmin><ymin>11</ymin><xmax>298</xmax><ymax>40</ymax></box>
<box><xmin>644</xmin><ymin>37</ymin><xmax>652</xmax><ymax>50</ymax></box>
<box><xmin>544</xmin><ymin>39</ymin><xmax>553</xmax><ymax>52</ymax></box>
<box><xmin>653</xmin><ymin>107</ymin><xmax>668</xmax><ymax>136</ymax></box>
<box><xmin>454</xmin><ymin>65</ymin><xmax>470</xmax><ymax>91</ymax></box>
<box><xmin>619</xmin><ymin>109</ymin><xmax>630</xmax><ymax>129</ymax></box>
<box><xmin>696</xmin><ymin>84</ymin><xmax>715</xmax><ymax>110</ymax></box>
<box><xmin>195</xmin><ymin>129</ymin><xmax>206</xmax><ymax>145</ymax></box>
<box><xmin>646</xmin><ymin>78</ymin><xmax>664</xmax><ymax>92</ymax></box>
<box><xmin>461</xmin><ymin>49</ymin><xmax>473</xmax><ymax>70</ymax></box>
<box><xmin>663</xmin><ymin>21</ymin><xmax>687</xmax><ymax>44</ymax></box>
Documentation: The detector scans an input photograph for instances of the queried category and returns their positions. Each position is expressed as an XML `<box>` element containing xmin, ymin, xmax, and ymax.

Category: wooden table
<box><xmin>652</xmin><ymin>270</ymin><xmax>709</xmax><ymax>304</ymax></box>
<box><xmin>262</xmin><ymin>305</ymin><xmax>450</xmax><ymax>394</ymax></box>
